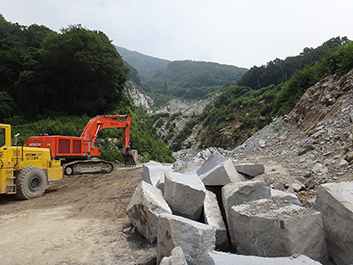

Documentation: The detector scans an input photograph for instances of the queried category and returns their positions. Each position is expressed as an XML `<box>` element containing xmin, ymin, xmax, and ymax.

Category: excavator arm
<box><xmin>80</xmin><ymin>115</ymin><xmax>131</xmax><ymax>152</ymax></box>
<box><xmin>80</xmin><ymin>114</ymin><xmax>137</xmax><ymax>166</ymax></box>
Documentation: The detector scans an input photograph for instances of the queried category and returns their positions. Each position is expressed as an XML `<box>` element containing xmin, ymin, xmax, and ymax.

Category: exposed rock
<box><xmin>124</xmin><ymin>81</ymin><xmax>153</xmax><ymax>108</ymax></box>
<box><xmin>271</xmin><ymin>188</ymin><xmax>302</xmax><ymax>206</ymax></box>
<box><xmin>298</xmin><ymin>145</ymin><xmax>315</xmax><ymax>156</ymax></box>
<box><xmin>156</xmin><ymin>176</ymin><xmax>165</xmax><ymax>194</ymax></box>
<box><xmin>208</xmin><ymin>251</ymin><xmax>322</xmax><ymax>264</ymax></box>
<box><xmin>316</xmin><ymin>181</ymin><xmax>353</xmax><ymax>265</ymax></box>
<box><xmin>222</xmin><ymin>181</ymin><xmax>271</xmax><ymax>214</ymax></box>
<box><xmin>234</xmin><ymin>163</ymin><xmax>265</xmax><ymax>178</ymax></box>
<box><xmin>160</xmin><ymin>246</ymin><xmax>188</xmax><ymax>265</ymax></box>
<box><xmin>141</xmin><ymin>164</ymin><xmax>173</xmax><ymax>186</ymax></box>
<box><xmin>230</xmin><ymin>199</ymin><xmax>328</xmax><ymax>263</ymax></box>
<box><xmin>291</xmin><ymin>182</ymin><xmax>305</xmax><ymax>192</ymax></box>
<box><xmin>164</xmin><ymin>171</ymin><xmax>206</xmax><ymax>220</ymax></box>
<box><xmin>204</xmin><ymin>190</ymin><xmax>228</xmax><ymax>250</ymax></box>
<box><xmin>222</xmin><ymin>181</ymin><xmax>271</xmax><ymax>249</ymax></box>
<box><xmin>157</xmin><ymin>213</ymin><xmax>215</xmax><ymax>265</ymax></box>
<box><xmin>346</xmin><ymin>151</ymin><xmax>353</xmax><ymax>162</ymax></box>
<box><xmin>196</xmin><ymin>151</ymin><xmax>227</xmax><ymax>176</ymax></box>
<box><xmin>126</xmin><ymin>181</ymin><xmax>172</xmax><ymax>243</ymax></box>
<box><xmin>199</xmin><ymin>159</ymin><xmax>244</xmax><ymax>186</ymax></box>
<box><xmin>259</xmin><ymin>139</ymin><xmax>266</xmax><ymax>148</ymax></box>
<box><xmin>154</xmin><ymin>95</ymin><xmax>218</xmax><ymax>116</ymax></box>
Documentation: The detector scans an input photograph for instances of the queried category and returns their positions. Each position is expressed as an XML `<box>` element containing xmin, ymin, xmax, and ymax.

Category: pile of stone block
<box><xmin>126</xmin><ymin>152</ymin><xmax>353</xmax><ymax>264</ymax></box>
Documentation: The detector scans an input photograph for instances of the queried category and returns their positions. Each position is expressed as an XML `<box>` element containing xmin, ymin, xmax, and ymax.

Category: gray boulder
<box><xmin>157</xmin><ymin>213</ymin><xmax>215</xmax><ymax>265</ymax></box>
<box><xmin>164</xmin><ymin>171</ymin><xmax>206</xmax><ymax>220</ymax></box>
<box><xmin>222</xmin><ymin>181</ymin><xmax>271</xmax><ymax>250</ymax></box>
<box><xmin>199</xmin><ymin>159</ymin><xmax>244</xmax><ymax>186</ymax></box>
<box><xmin>316</xmin><ymin>181</ymin><xmax>353</xmax><ymax>265</ymax></box>
<box><xmin>234</xmin><ymin>163</ymin><xmax>265</xmax><ymax>178</ymax></box>
<box><xmin>208</xmin><ymin>251</ymin><xmax>321</xmax><ymax>265</ymax></box>
<box><xmin>204</xmin><ymin>190</ymin><xmax>228</xmax><ymax>250</ymax></box>
<box><xmin>160</xmin><ymin>246</ymin><xmax>188</xmax><ymax>265</ymax></box>
<box><xmin>229</xmin><ymin>199</ymin><xmax>328</xmax><ymax>263</ymax></box>
<box><xmin>271</xmin><ymin>188</ymin><xmax>302</xmax><ymax>206</ymax></box>
<box><xmin>141</xmin><ymin>163</ymin><xmax>172</xmax><ymax>186</ymax></box>
<box><xmin>126</xmin><ymin>181</ymin><xmax>172</xmax><ymax>243</ymax></box>
<box><xmin>197</xmin><ymin>151</ymin><xmax>227</xmax><ymax>176</ymax></box>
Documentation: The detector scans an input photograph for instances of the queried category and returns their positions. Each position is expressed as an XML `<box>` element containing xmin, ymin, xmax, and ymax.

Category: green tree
<box><xmin>40</xmin><ymin>25</ymin><xmax>128</xmax><ymax>116</ymax></box>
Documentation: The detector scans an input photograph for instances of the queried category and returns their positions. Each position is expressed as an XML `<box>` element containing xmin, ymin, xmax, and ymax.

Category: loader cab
<box><xmin>0</xmin><ymin>127</ymin><xmax>5</xmax><ymax>147</ymax></box>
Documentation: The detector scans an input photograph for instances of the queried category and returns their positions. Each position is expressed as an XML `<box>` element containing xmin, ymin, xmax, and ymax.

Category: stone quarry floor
<box><xmin>0</xmin><ymin>166</ymin><xmax>156</xmax><ymax>265</ymax></box>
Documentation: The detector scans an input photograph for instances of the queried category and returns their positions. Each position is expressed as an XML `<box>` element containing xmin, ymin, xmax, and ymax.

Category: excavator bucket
<box><xmin>121</xmin><ymin>149</ymin><xmax>138</xmax><ymax>166</ymax></box>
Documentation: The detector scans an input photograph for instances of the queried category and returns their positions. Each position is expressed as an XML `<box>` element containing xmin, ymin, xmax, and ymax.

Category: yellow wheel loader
<box><xmin>0</xmin><ymin>123</ymin><xmax>63</xmax><ymax>199</ymax></box>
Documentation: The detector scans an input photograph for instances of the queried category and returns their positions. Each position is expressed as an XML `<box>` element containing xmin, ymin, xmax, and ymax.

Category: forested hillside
<box><xmin>116</xmin><ymin>46</ymin><xmax>170</xmax><ymax>81</ymax></box>
<box><xmin>144</xmin><ymin>60</ymin><xmax>247</xmax><ymax>100</ymax></box>
<box><xmin>197</xmin><ymin>37</ymin><xmax>353</xmax><ymax>149</ymax></box>
<box><xmin>117</xmin><ymin>46</ymin><xmax>247</xmax><ymax>106</ymax></box>
<box><xmin>0</xmin><ymin>14</ymin><xmax>174</xmax><ymax>163</ymax></box>
<box><xmin>144</xmin><ymin>36</ymin><xmax>352</xmax><ymax>151</ymax></box>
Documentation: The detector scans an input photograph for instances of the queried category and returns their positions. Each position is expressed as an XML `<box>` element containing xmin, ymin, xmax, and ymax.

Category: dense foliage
<box><xmin>0</xmin><ymin>15</ymin><xmax>175</xmax><ymax>163</ymax></box>
<box><xmin>0</xmin><ymin>17</ymin><xmax>128</xmax><ymax>121</ymax></box>
<box><xmin>116</xmin><ymin>46</ymin><xmax>170</xmax><ymax>81</ymax></box>
<box><xmin>144</xmin><ymin>60</ymin><xmax>247</xmax><ymax>101</ymax></box>
<box><xmin>272</xmin><ymin>39</ymin><xmax>353</xmax><ymax>116</ymax></box>
<box><xmin>116</xmin><ymin>46</ymin><xmax>248</xmax><ymax>106</ymax></box>
<box><xmin>237</xmin><ymin>37</ymin><xmax>350</xmax><ymax>90</ymax></box>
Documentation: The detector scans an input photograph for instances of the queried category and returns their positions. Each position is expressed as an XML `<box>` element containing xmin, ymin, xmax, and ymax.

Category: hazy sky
<box><xmin>1</xmin><ymin>0</ymin><xmax>352</xmax><ymax>68</ymax></box>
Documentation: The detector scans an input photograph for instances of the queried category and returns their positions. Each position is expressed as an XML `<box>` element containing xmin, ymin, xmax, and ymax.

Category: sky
<box><xmin>1</xmin><ymin>0</ymin><xmax>352</xmax><ymax>69</ymax></box>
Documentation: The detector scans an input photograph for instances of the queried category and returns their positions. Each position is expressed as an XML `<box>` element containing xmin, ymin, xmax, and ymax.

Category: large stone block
<box><xmin>197</xmin><ymin>151</ymin><xmax>227</xmax><ymax>176</ymax></box>
<box><xmin>229</xmin><ymin>199</ymin><xmax>328</xmax><ymax>263</ymax></box>
<box><xmin>142</xmin><ymin>164</ymin><xmax>173</xmax><ymax>186</ymax></box>
<box><xmin>159</xmin><ymin>246</ymin><xmax>188</xmax><ymax>265</ymax></box>
<box><xmin>204</xmin><ymin>190</ymin><xmax>228</xmax><ymax>250</ymax></box>
<box><xmin>222</xmin><ymin>181</ymin><xmax>271</xmax><ymax>250</ymax></box>
<box><xmin>164</xmin><ymin>171</ymin><xmax>206</xmax><ymax>220</ymax></box>
<box><xmin>316</xmin><ymin>181</ymin><xmax>353</xmax><ymax>265</ymax></box>
<box><xmin>208</xmin><ymin>251</ymin><xmax>321</xmax><ymax>265</ymax></box>
<box><xmin>222</xmin><ymin>181</ymin><xmax>271</xmax><ymax>211</ymax></box>
<box><xmin>234</xmin><ymin>163</ymin><xmax>265</xmax><ymax>178</ymax></box>
<box><xmin>199</xmin><ymin>159</ymin><xmax>244</xmax><ymax>186</ymax></box>
<box><xmin>126</xmin><ymin>181</ymin><xmax>172</xmax><ymax>243</ymax></box>
<box><xmin>157</xmin><ymin>213</ymin><xmax>215</xmax><ymax>265</ymax></box>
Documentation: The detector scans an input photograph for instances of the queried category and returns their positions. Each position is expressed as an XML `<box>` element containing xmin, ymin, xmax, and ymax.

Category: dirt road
<box><xmin>0</xmin><ymin>166</ymin><xmax>156</xmax><ymax>265</ymax></box>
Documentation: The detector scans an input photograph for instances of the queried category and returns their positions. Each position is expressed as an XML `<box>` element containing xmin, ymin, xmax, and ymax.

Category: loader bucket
<box><xmin>121</xmin><ymin>149</ymin><xmax>138</xmax><ymax>166</ymax></box>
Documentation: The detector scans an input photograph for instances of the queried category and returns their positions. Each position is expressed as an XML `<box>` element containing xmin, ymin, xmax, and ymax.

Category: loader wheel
<box><xmin>15</xmin><ymin>166</ymin><xmax>47</xmax><ymax>200</ymax></box>
<box><xmin>64</xmin><ymin>166</ymin><xmax>73</xmax><ymax>175</ymax></box>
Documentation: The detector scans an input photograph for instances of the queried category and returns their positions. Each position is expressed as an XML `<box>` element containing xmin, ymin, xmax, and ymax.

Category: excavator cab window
<box><xmin>0</xmin><ymin>128</ymin><xmax>5</xmax><ymax>147</ymax></box>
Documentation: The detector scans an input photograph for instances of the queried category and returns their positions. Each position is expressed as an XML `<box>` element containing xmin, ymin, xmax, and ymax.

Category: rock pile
<box><xmin>125</xmin><ymin>64</ymin><xmax>353</xmax><ymax>264</ymax></box>
<box><xmin>125</xmin><ymin>151</ymin><xmax>353</xmax><ymax>264</ymax></box>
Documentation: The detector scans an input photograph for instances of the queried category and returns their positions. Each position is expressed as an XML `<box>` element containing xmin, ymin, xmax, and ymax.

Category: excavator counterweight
<box><xmin>25</xmin><ymin>115</ymin><xmax>138</xmax><ymax>174</ymax></box>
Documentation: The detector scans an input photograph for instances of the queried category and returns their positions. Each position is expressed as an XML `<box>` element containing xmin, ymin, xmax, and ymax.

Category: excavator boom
<box><xmin>80</xmin><ymin>115</ymin><xmax>131</xmax><ymax>152</ymax></box>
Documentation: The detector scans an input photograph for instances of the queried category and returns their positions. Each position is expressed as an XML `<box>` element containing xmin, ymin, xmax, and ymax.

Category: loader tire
<box><xmin>15</xmin><ymin>166</ymin><xmax>47</xmax><ymax>200</ymax></box>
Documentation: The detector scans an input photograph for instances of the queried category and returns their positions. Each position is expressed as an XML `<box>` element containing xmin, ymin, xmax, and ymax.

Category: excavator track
<box><xmin>63</xmin><ymin>160</ymin><xmax>114</xmax><ymax>175</ymax></box>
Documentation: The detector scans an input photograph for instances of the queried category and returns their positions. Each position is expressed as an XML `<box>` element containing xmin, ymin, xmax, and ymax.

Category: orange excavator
<box><xmin>25</xmin><ymin>114</ymin><xmax>138</xmax><ymax>175</ymax></box>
